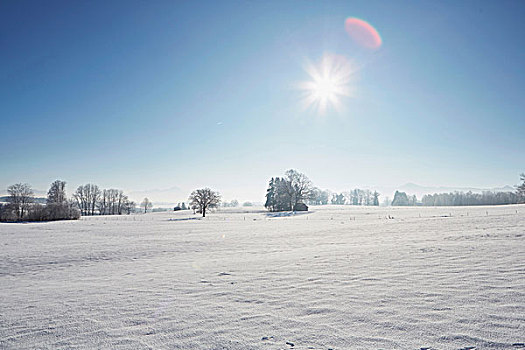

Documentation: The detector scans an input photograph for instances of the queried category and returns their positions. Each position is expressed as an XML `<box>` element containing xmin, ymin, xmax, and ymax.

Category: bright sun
<box><xmin>298</xmin><ymin>54</ymin><xmax>354</xmax><ymax>115</ymax></box>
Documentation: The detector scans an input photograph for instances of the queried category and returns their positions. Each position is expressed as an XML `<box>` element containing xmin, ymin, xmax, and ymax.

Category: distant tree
<box><xmin>88</xmin><ymin>185</ymin><xmax>101</xmax><ymax>215</ymax></box>
<box><xmin>230</xmin><ymin>199</ymin><xmax>239</xmax><ymax>207</ymax></box>
<box><xmin>141</xmin><ymin>198</ymin><xmax>153</xmax><ymax>213</ymax></box>
<box><xmin>44</xmin><ymin>180</ymin><xmax>80</xmax><ymax>220</ymax></box>
<box><xmin>331</xmin><ymin>193</ymin><xmax>345</xmax><ymax>205</ymax></box>
<box><xmin>308</xmin><ymin>187</ymin><xmax>330</xmax><ymax>205</ymax></box>
<box><xmin>363</xmin><ymin>190</ymin><xmax>371</xmax><ymax>206</ymax></box>
<box><xmin>7</xmin><ymin>183</ymin><xmax>34</xmax><ymax>220</ymax></box>
<box><xmin>265</xmin><ymin>178</ymin><xmax>277</xmax><ymax>211</ymax></box>
<box><xmin>272</xmin><ymin>177</ymin><xmax>289</xmax><ymax>211</ymax></box>
<box><xmin>518</xmin><ymin>173</ymin><xmax>525</xmax><ymax>203</ymax></box>
<box><xmin>181</xmin><ymin>202</ymin><xmax>187</xmax><ymax>210</ymax></box>
<box><xmin>47</xmin><ymin>180</ymin><xmax>67</xmax><ymax>204</ymax></box>
<box><xmin>124</xmin><ymin>200</ymin><xmax>135</xmax><ymax>214</ymax></box>
<box><xmin>243</xmin><ymin>201</ymin><xmax>253</xmax><ymax>207</ymax></box>
<box><xmin>189</xmin><ymin>188</ymin><xmax>220</xmax><ymax>217</ymax></box>
<box><xmin>106</xmin><ymin>189</ymin><xmax>119</xmax><ymax>215</ymax></box>
<box><xmin>0</xmin><ymin>203</ymin><xmax>16</xmax><ymax>221</ymax></box>
<box><xmin>284</xmin><ymin>169</ymin><xmax>313</xmax><ymax>211</ymax></box>
<box><xmin>319</xmin><ymin>190</ymin><xmax>330</xmax><ymax>205</ymax></box>
<box><xmin>116</xmin><ymin>190</ymin><xmax>128</xmax><ymax>215</ymax></box>
<box><xmin>391</xmin><ymin>191</ymin><xmax>409</xmax><ymax>206</ymax></box>
<box><xmin>73</xmin><ymin>184</ymin><xmax>100</xmax><ymax>215</ymax></box>
<box><xmin>352</xmin><ymin>189</ymin><xmax>359</xmax><ymax>205</ymax></box>
<box><xmin>372</xmin><ymin>191</ymin><xmax>380</xmax><ymax>206</ymax></box>
<box><xmin>97</xmin><ymin>189</ymin><xmax>109</xmax><ymax>215</ymax></box>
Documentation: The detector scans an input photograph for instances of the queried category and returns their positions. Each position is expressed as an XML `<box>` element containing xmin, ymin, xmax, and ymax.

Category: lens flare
<box><xmin>345</xmin><ymin>17</ymin><xmax>382</xmax><ymax>49</ymax></box>
<box><xmin>297</xmin><ymin>54</ymin><xmax>354</xmax><ymax>115</ymax></box>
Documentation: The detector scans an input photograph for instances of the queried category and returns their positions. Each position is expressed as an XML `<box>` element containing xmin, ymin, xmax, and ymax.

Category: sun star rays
<box><xmin>297</xmin><ymin>54</ymin><xmax>355</xmax><ymax>115</ymax></box>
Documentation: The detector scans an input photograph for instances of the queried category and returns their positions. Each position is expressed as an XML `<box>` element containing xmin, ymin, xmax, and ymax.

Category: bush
<box><xmin>0</xmin><ymin>203</ymin><xmax>80</xmax><ymax>222</ymax></box>
<box><xmin>0</xmin><ymin>203</ymin><xmax>18</xmax><ymax>222</ymax></box>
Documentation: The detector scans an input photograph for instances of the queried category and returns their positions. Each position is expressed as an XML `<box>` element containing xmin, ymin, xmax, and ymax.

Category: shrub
<box><xmin>0</xmin><ymin>203</ymin><xmax>80</xmax><ymax>222</ymax></box>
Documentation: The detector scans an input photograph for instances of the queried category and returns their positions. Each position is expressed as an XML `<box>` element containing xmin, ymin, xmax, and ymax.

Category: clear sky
<box><xmin>1</xmin><ymin>0</ymin><xmax>524</xmax><ymax>202</ymax></box>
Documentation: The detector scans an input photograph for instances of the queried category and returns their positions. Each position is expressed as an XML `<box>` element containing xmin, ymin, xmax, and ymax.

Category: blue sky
<box><xmin>1</xmin><ymin>0</ymin><xmax>524</xmax><ymax>202</ymax></box>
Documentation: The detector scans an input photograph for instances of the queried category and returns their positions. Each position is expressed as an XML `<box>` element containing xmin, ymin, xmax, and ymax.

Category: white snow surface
<box><xmin>1</xmin><ymin>205</ymin><xmax>524</xmax><ymax>349</ymax></box>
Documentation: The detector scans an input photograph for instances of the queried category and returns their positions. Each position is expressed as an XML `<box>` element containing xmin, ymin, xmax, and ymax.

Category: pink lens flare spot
<box><xmin>344</xmin><ymin>17</ymin><xmax>382</xmax><ymax>49</ymax></box>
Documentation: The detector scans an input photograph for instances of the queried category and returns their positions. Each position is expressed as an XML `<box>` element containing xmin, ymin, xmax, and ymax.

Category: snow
<box><xmin>1</xmin><ymin>205</ymin><xmax>524</xmax><ymax>349</ymax></box>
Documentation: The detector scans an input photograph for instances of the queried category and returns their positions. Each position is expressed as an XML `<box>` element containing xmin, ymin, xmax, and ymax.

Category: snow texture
<box><xmin>1</xmin><ymin>205</ymin><xmax>524</xmax><ymax>349</ymax></box>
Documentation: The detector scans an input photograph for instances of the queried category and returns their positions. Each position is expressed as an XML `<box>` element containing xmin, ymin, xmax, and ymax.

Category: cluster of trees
<box><xmin>391</xmin><ymin>175</ymin><xmax>525</xmax><ymax>206</ymax></box>
<box><xmin>420</xmin><ymin>191</ymin><xmax>522</xmax><ymax>206</ymax></box>
<box><xmin>73</xmin><ymin>184</ymin><xmax>136</xmax><ymax>215</ymax></box>
<box><xmin>308</xmin><ymin>188</ymin><xmax>330</xmax><ymax>205</ymax></box>
<box><xmin>265</xmin><ymin>170</ymin><xmax>313</xmax><ymax>212</ymax></box>
<box><xmin>325</xmin><ymin>189</ymin><xmax>380</xmax><ymax>206</ymax></box>
<box><xmin>391</xmin><ymin>191</ymin><xmax>418</xmax><ymax>206</ymax></box>
<box><xmin>222</xmin><ymin>199</ymin><xmax>239</xmax><ymax>208</ymax></box>
<box><xmin>220</xmin><ymin>200</ymin><xmax>254</xmax><ymax>208</ymax></box>
<box><xmin>265</xmin><ymin>170</ymin><xmax>382</xmax><ymax>212</ymax></box>
<box><xmin>0</xmin><ymin>181</ymin><xmax>80</xmax><ymax>222</ymax></box>
<box><xmin>0</xmin><ymin>180</ymin><xmax>144</xmax><ymax>222</ymax></box>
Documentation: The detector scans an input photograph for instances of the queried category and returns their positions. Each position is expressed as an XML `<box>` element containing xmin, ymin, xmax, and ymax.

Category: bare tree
<box><xmin>284</xmin><ymin>169</ymin><xmax>312</xmax><ymax>211</ymax></box>
<box><xmin>73</xmin><ymin>185</ymin><xmax>87</xmax><ymax>215</ymax></box>
<box><xmin>97</xmin><ymin>189</ymin><xmax>109</xmax><ymax>215</ymax></box>
<box><xmin>73</xmin><ymin>184</ymin><xmax>101</xmax><ymax>215</ymax></box>
<box><xmin>372</xmin><ymin>191</ymin><xmax>380</xmax><ymax>206</ymax></box>
<box><xmin>96</xmin><ymin>189</ymin><xmax>133</xmax><ymax>215</ymax></box>
<box><xmin>141</xmin><ymin>198</ymin><xmax>153</xmax><ymax>213</ymax></box>
<box><xmin>116</xmin><ymin>191</ymin><xmax>129</xmax><ymax>215</ymax></box>
<box><xmin>47</xmin><ymin>180</ymin><xmax>67</xmax><ymax>204</ymax></box>
<box><xmin>189</xmin><ymin>188</ymin><xmax>220</xmax><ymax>217</ymax></box>
<box><xmin>106</xmin><ymin>189</ymin><xmax>119</xmax><ymax>215</ymax></box>
<box><xmin>7</xmin><ymin>183</ymin><xmax>34</xmax><ymax>220</ymax></box>
<box><xmin>87</xmin><ymin>184</ymin><xmax>101</xmax><ymax>215</ymax></box>
<box><xmin>123</xmin><ymin>200</ymin><xmax>136</xmax><ymax>214</ymax></box>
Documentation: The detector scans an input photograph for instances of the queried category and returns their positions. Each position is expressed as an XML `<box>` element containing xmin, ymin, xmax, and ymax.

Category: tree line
<box><xmin>0</xmin><ymin>180</ymin><xmax>147</xmax><ymax>222</ymax></box>
<box><xmin>0</xmin><ymin>180</ymin><xmax>224</xmax><ymax>221</ymax></box>
<box><xmin>72</xmin><ymin>184</ymin><xmax>137</xmax><ymax>216</ymax></box>
<box><xmin>2</xmin><ymin>173</ymin><xmax>523</xmax><ymax>221</ymax></box>
<box><xmin>265</xmin><ymin>170</ymin><xmax>525</xmax><ymax>211</ymax></box>
<box><xmin>0</xmin><ymin>181</ymin><xmax>80</xmax><ymax>222</ymax></box>
<box><xmin>420</xmin><ymin>190</ymin><xmax>522</xmax><ymax>206</ymax></box>
<box><xmin>390</xmin><ymin>177</ymin><xmax>525</xmax><ymax>206</ymax></box>
<box><xmin>319</xmin><ymin>189</ymin><xmax>380</xmax><ymax>206</ymax></box>
<box><xmin>265</xmin><ymin>170</ymin><xmax>382</xmax><ymax>211</ymax></box>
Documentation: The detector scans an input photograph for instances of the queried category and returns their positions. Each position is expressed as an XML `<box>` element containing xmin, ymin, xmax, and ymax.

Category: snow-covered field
<box><xmin>1</xmin><ymin>205</ymin><xmax>524</xmax><ymax>349</ymax></box>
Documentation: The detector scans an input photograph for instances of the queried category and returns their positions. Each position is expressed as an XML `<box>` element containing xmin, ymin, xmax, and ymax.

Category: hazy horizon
<box><xmin>2</xmin><ymin>1</ymin><xmax>524</xmax><ymax>203</ymax></box>
<box><xmin>0</xmin><ymin>179</ymin><xmax>519</xmax><ymax>205</ymax></box>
